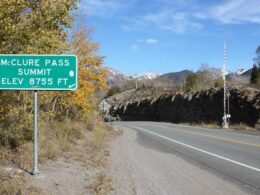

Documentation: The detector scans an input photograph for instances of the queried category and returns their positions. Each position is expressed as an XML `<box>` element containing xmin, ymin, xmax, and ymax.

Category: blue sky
<box><xmin>78</xmin><ymin>0</ymin><xmax>260</xmax><ymax>74</ymax></box>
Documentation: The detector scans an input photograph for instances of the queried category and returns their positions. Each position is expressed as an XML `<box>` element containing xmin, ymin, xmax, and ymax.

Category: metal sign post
<box><xmin>0</xmin><ymin>54</ymin><xmax>78</xmax><ymax>175</ymax></box>
<box><xmin>33</xmin><ymin>90</ymin><xmax>39</xmax><ymax>175</ymax></box>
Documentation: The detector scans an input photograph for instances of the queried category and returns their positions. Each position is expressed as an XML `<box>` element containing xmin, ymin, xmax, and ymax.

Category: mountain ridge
<box><xmin>105</xmin><ymin>66</ymin><xmax>252</xmax><ymax>85</ymax></box>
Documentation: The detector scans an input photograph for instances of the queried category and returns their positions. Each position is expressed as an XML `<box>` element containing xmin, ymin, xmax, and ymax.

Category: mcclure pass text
<box><xmin>0</xmin><ymin>55</ymin><xmax>78</xmax><ymax>90</ymax></box>
<box><xmin>0</xmin><ymin>58</ymin><xmax>70</xmax><ymax>67</ymax></box>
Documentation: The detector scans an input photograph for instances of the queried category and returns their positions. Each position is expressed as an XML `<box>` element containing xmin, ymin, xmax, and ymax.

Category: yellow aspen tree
<box><xmin>0</xmin><ymin>0</ymin><xmax>79</xmax><ymax>147</ymax></box>
<box><xmin>58</xmin><ymin>25</ymin><xmax>108</xmax><ymax>118</ymax></box>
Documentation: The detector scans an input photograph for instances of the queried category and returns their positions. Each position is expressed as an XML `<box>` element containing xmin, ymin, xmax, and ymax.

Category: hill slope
<box><xmin>160</xmin><ymin>70</ymin><xmax>192</xmax><ymax>84</ymax></box>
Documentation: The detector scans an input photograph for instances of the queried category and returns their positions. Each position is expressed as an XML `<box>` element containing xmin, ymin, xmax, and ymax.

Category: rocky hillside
<box><xmin>107</xmin><ymin>88</ymin><xmax>260</xmax><ymax>128</ymax></box>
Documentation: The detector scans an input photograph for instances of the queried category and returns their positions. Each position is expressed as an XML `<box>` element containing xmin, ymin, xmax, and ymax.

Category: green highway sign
<box><xmin>0</xmin><ymin>55</ymin><xmax>78</xmax><ymax>91</ymax></box>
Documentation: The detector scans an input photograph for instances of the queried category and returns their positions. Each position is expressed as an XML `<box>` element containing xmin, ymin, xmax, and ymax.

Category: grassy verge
<box><xmin>0</xmin><ymin>169</ymin><xmax>25</xmax><ymax>195</ymax></box>
<box><xmin>0</xmin><ymin>119</ymin><xmax>85</xmax><ymax>194</ymax></box>
<box><xmin>82</xmin><ymin>118</ymin><xmax>121</xmax><ymax>195</ymax></box>
<box><xmin>229</xmin><ymin>123</ymin><xmax>257</xmax><ymax>131</ymax></box>
<box><xmin>1</xmin><ymin>119</ymin><xmax>85</xmax><ymax>172</ymax></box>
<box><xmin>86</xmin><ymin>173</ymin><xmax>113</xmax><ymax>195</ymax></box>
<box><xmin>193</xmin><ymin>122</ymin><xmax>220</xmax><ymax>129</ymax></box>
<box><xmin>0</xmin><ymin>113</ymin><xmax>114</xmax><ymax>194</ymax></box>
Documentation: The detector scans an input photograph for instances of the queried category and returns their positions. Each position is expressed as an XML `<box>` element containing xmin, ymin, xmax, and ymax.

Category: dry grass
<box><xmin>230</xmin><ymin>123</ymin><xmax>257</xmax><ymax>131</ymax></box>
<box><xmin>0</xmin><ymin>147</ymin><xmax>11</xmax><ymax>164</ymax></box>
<box><xmin>184</xmin><ymin>122</ymin><xmax>257</xmax><ymax>132</ymax></box>
<box><xmin>0</xmin><ymin>113</ymin><xmax>117</xmax><ymax>194</ymax></box>
<box><xmin>71</xmin><ymin>116</ymin><xmax>111</xmax><ymax>168</ymax></box>
<box><xmin>0</xmin><ymin>119</ymin><xmax>88</xmax><ymax>194</ymax></box>
<box><xmin>86</xmin><ymin>173</ymin><xmax>113</xmax><ymax>195</ymax></box>
<box><xmin>180</xmin><ymin>122</ymin><xmax>221</xmax><ymax>129</ymax></box>
<box><xmin>0</xmin><ymin>169</ymin><xmax>24</xmax><ymax>195</ymax></box>
<box><xmin>71</xmin><ymin>118</ymin><xmax>117</xmax><ymax>194</ymax></box>
<box><xmin>82</xmin><ymin>122</ymin><xmax>122</xmax><ymax>195</ymax></box>
<box><xmin>86</xmin><ymin>112</ymin><xmax>99</xmax><ymax>131</ymax></box>
<box><xmin>194</xmin><ymin>122</ymin><xmax>220</xmax><ymax>129</ymax></box>
<box><xmin>0</xmin><ymin>168</ymin><xmax>42</xmax><ymax>195</ymax></box>
<box><xmin>3</xmin><ymin>120</ymin><xmax>86</xmax><ymax>172</ymax></box>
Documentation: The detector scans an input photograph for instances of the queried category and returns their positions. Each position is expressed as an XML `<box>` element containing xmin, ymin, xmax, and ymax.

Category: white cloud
<box><xmin>124</xmin><ymin>11</ymin><xmax>203</xmax><ymax>34</ymax></box>
<box><xmin>136</xmin><ymin>38</ymin><xmax>159</xmax><ymax>44</ymax></box>
<box><xmin>146</xmin><ymin>38</ymin><xmax>159</xmax><ymax>44</ymax></box>
<box><xmin>79</xmin><ymin>0</ymin><xmax>200</xmax><ymax>33</ymax></box>
<box><xmin>81</xmin><ymin>0</ymin><xmax>260</xmax><ymax>35</ymax></box>
<box><xmin>80</xmin><ymin>0</ymin><xmax>136</xmax><ymax>18</ymax></box>
<box><xmin>131</xmin><ymin>38</ymin><xmax>159</xmax><ymax>51</ymax></box>
<box><xmin>199</xmin><ymin>0</ymin><xmax>260</xmax><ymax>24</ymax></box>
<box><xmin>154</xmin><ymin>0</ymin><xmax>196</xmax><ymax>6</ymax></box>
<box><xmin>123</xmin><ymin>0</ymin><xmax>260</xmax><ymax>34</ymax></box>
<box><xmin>159</xmin><ymin>12</ymin><xmax>203</xmax><ymax>33</ymax></box>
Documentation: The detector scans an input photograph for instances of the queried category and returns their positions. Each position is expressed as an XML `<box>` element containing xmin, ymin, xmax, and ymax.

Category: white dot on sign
<box><xmin>69</xmin><ymin>71</ymin><xmax>74</xmax><ymax>77</ymax></box>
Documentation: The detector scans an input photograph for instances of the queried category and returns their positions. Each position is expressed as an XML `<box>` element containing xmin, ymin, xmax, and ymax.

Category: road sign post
<box><xmin>0</xmin><ymin>54</ymin><xmax>78</xmax><ymax>175</ymax></box>
<box><xmin>33</xmin><ymin>91</ymin><xmax>39</xmax><ymax>175</ymax></box>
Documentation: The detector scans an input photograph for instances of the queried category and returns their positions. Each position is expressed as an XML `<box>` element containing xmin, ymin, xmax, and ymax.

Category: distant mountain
<box><xmin>134</xmin><ymin>72</ymin><xmax>159</xmax><ymax>80</ymax></box>
<box><xmin>241</xmin><ymin>69</ymin><xmax>252</xmax><ymax>77</ymax></box>
<box><xmin>235</xmin><ymin>68</ymin><xmax>248</xmax><ymax>75</ymax></box>
<box><xmin>105</xmin><ymin>67</ymin><xmax>159</xmax><ymax>85</ymax></box>
<box><xmin>226</xmin><ymin>68</ymin><xmax>252</xmax><ymax>85</ymax></box>
<box><xmin>160</xmin><ymin>70</ymin><xmax>192</xmax><ymax>84</ymax></box>
<box><xmin>105</xmin><ymin>67</ymin><xmax>132</xmax><ymax>85</ymax></box>
<box><xmin>105</xmin><ymin>66</ymin><xmax>253</xmax><ymax>86</ymax></box>
<box><xmin>227</xmin><ymin>68</ymin><xmax>251</xmax><ymax>77</ymax></box>
<box><xmin>159</xmin><ymin>68</ymin><xmax>251</xmax><ymax>85</ymax></box>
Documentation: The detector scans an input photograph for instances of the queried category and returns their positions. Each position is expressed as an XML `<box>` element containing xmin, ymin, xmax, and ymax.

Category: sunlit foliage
<box><xmin>0</xmin><ymin>1</ymin><xmax>108</xmax><ymax>147</ymax></box>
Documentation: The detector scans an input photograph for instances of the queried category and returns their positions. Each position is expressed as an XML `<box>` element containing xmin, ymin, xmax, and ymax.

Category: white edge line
<box><xmin>130</xmin><ymin>125</ymin><xmax>260</xmax><ymax>173</ymax></box>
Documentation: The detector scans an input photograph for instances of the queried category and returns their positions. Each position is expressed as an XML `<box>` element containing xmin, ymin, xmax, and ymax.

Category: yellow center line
<box><xmin>153</xmin><ymin>126</ymin><xmax>260</xmax><ymax>148</ymax></box>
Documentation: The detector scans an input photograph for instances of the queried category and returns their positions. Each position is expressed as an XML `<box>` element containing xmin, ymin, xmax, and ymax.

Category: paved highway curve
<box><xmin>115</xmin><ymin>121</ymin><xmax>260</xmax><ymax>194</ymax></box>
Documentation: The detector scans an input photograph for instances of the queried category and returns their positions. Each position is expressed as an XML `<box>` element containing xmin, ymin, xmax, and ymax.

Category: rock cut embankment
<box><xmin>108</xmin><ymin>88</ymin><xmax>260</xmax><ymax>128</ymax></box>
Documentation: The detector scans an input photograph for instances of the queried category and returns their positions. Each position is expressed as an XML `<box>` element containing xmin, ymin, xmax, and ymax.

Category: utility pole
<box><xmin>227</xmin><ymin>88</ymin><xmax>231</xmax><ymax>125</ymax></box>
<box><xmin>222</xmin><ymin>42</ymin><xmax>228</xmax><ymax>129</ymax></box>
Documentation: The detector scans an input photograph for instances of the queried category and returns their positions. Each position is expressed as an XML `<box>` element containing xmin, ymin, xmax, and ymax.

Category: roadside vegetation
<box><xmin>251</xmin><ymin>45</ymin><xmax>260</xmax><ymax>88</ymax></box>
<box><xmin>0</xmin><ymin>0</ymin><xmax>112</xmax><ymax>194</ymax></box>
<box><xmin>106</xmin><ymin>85</ymin><xmax>121</xmax><ymax>97</ymax></box>
<box><xmin>106</xmin><ymin>64</ymin><xmax>224</xmax><ymax>97</ymax></box>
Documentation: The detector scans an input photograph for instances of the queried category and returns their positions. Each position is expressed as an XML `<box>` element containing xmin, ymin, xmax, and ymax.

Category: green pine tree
<box><xmin>255</xmin><ymin>46</ymin><xmax>260</xmax><ymax>67</ymax></box>
<box><xmin>251</xmin><ymin>64</ymin><xmax>259</xmax><ymax>84</ymax></box>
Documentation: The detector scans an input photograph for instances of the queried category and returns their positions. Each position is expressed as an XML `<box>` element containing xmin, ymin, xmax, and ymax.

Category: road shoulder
<box><xmin>108</xmin><ymin>124</ymin><xmax>250</xmax><ymax>195</ymax></box>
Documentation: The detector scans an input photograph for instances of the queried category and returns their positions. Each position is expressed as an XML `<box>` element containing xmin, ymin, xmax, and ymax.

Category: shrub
<box><xmin>106</xmin><ymin>85</ymin><xmax>120</xmax><ymax>97</ymax></box>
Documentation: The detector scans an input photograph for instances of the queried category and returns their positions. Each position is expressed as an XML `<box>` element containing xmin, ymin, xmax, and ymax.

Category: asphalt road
<box><xmin>114</xmin><ymin>121</ymin><xmax>260</xmax><ymax>194</ymax></box>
